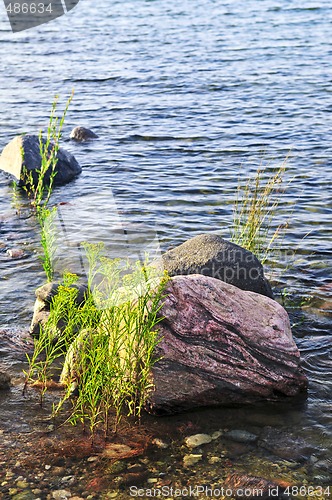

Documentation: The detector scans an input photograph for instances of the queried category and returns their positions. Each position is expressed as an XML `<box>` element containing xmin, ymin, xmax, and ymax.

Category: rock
<box><xmin>151</xmin><ymin>438</ymin><xmax>169</xmax><ymax>449</ymax></box>
<box><xmin>224</xmin><ymin>473</ymin><xmax>290</xmax><ymax>499</ymax></box>
<box><xmin>51</xmin><ymin>490</ymin><xmax>72</xmax><ymax>500</ymax></box>
<box><xmin>225</xmin><ymin>430</ymin><xmax>258</xmax><ymax>443</ymax></box>
<box><xmin>30</xmin><ymin>282</ymin><xmax>88</xmax><ymax>337</ymax></box>
<box><xmin>159</xmin><ymin>234</ymin><xmax>273</xmax><ymax>298</ymax></box>
<box><xmin>184</xmin><ymin>433</ymin><xmax>212</xmax><ymax>448</ymax></box>
<box><xmin>6</xmin><ymin>248</ymin><xmax>25</xmax><ymax>259</ymax></box>
<box><xmin>70</xmin><ymin>126</ymin><xmax>98</xmax><ymax>141</ymax></box>
<box><xmin>146</xmin><ymin>275</ymin><xmax>307</xmax><ymax>415</ymax></box>
<box><xmin>0</xmin><ymin>134</ymin><xmax>81</xmax><ymax>188</ymax></box>
<box><xmin>0</xmin><ymin>371</ymin><xmax>11</xmax><ymax>390</ymax></box>
<box><xmin>183</xmin><ymin>454</ymin><xmax>202</xmax><ymax>467</ymax></box>
<box><xmin>258</xmin><ymin>427</ymin><xmax>316</xmax><ymax>461</ymax></box>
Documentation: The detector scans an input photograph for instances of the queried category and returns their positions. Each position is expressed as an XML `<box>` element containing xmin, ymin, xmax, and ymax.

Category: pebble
<box><xmin>225</xmin><ymin>429</ymin><xmax>258</xmax><ymax>443</ymax></box>
<box><xmin>152</xmin><ymin>438</ymin><xmax>169</xmax><ymax>449</ymax></box>
<box><xmin>6</xmin><ymin>248</ymin><xmax>25</xmax><ymax>258</ymax></box>
<box><xmin>87</xmin><ymin>456</ymin><xmax>98</xmax><ymax>462</ymax></box>
<box><xmin>208</xmin><ymin>456</ymin><xmax>222</xmax><ymax>464</ymax></box>
<box><xmin>211</xmin><ymin>430</ymin><xmax>223</xmax><ymax>440</ymax></box>
<box><xmin>183</xmin><ymin>454</ymin><xmax>203</xmax><ymax>467</ymax></box>
<box><xmin>16</xmin><ymin>480</ymin><xmax>29</xmax><ymax>488</ymax></box>
<box><xmin>12</xmin><ymin>492</ymin><xmax>37</xmax><ymax>500</ymax></box>
<box><xmin>147</xmin><ymin>478</ymin><xmax>158</xmax><ymax>484</ymax></box>
<box><xmin>184</xmin><ymin>433</ymin><xmax>212</xmax><ymax>448</ymax></box>
<box><xmin>61</xmin><ymin>476</ymin><xmax>76</xmax><ymax>485</ymax></box>
<box><xmin>51</xmin><ymin>490</ymin><xmax>72</xmax><ymax>499</ymax></box>
<box><xmin>45</xmin><ymin>464</ymin><xmax>52</xmax><ymax>470</ymax></box>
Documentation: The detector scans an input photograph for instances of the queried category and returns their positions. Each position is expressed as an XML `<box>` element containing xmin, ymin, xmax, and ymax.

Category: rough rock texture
<box><xmin>146</xmin><ymin>275</ymin><xmax>307</xmax><ymax>415</ymax></box>
<box><xmin>70</xmin><ymin>126</ymin><xmax>98</xmax><ymax>141</ymax></box>
<box><xmin>160</xmin><ymin>234</ymin><xmax>273</xmax><ymax>298</ymax></box>
<box><xmin>0</xmin><ymin>134</ymin><xmax>81</xmax><ymax>187</ymax></box>
<box><xmin>0</xmin><ymin>371</ymin><xmax>11</xmax><ymax>390</ymax></box>
<box><xmin>224</xmin><ymin>473</ymin><xmax>289</xmax><ymax>500</ymax></box>
<box><xmin>30</xmin><ymin>282</ymin><xmax>88</xmax><ymax>337</ymax></box>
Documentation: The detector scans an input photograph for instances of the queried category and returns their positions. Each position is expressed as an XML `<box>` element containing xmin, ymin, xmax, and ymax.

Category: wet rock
<box><xmin>16</xmin><ymin>480</ymin><xmax>29</xmax><ymax>488</ymax></box>
<box><xmin>11</xmin><ymin>492</ymin><xmax>36</xmax><ymax>500</ymax></box>
<box><xmin>30</xmin><ymin>282</ymin><xmax>88</xmax><ymax>336</ymax></box>
<box><xmin>259</xmin><ymin>427</ymin><xmax>316</xmax><ymax>461</ymax></box>
<box><xmin>51</xmin><ymin>490</ymin><xmax>72</xmax><ymax>499</ymax></box>
<box><xmin>159</xmin><ymin>233</ymin><xmax>273</xmax><ymax>298</ymax></box>
<box><xmin>224</xmin><ymin>472</ymin><xmax>290</xmax><ymax>499</ymax></box>
<box><xmin>70</xmin><ymin>126</ymin><xmax>98</xmax><ymax>141</ymax></box>
<box><xmin>184</xmin><ymin>433</ymin><xmax>212</xmax><ymax>448</ymax></box>
<box><xmin>0</xmin><ymin>134</ymin><xmax>81</xmax><ymax>188</ymax></box>
<box><xmin>6</xmin><ymin>248</ymin><xmax>25</xmax><ymax>259</ymax></box>
<box><xmin>151</xmin><ymin>438</ymin><xmax>169</xmax><ymax>449</ymax></box>
<box><xmin>225</xmin><ymin>430</ymin><xmax>258</xmax><ymax>443</ymax></box>
<box><xmin>115</xmin><ymin>471</ymin><xmax>149</xmax><ymax>488</ymax></box>
<box><xmin>183</xmin><ymin>454</ymin><xmax>202</xmax><ymax>467</ymax></box>
<box><xmin>0</xmin><ymin>371</ymin><xmax>11</xmax><ymax>390</ymax></box>
<box><xmin>147</xmin><ymin>275</ymin><xmax>308</xmax><ymax>415</ymax></box>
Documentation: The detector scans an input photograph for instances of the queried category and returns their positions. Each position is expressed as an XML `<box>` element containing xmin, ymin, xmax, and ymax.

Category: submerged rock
<box><xmin>160</xmin><ymin>234</ymin><xmax>273</xmax><ymax>298</ymax></box>
<box><xmin>225</xmin><ymin>429</ymin><xmax>258</xmax><ymax>444</ymax></box>
<box><xmin>0</xmin><ymin>134</ymin><xmax>81</xmax><ymax>188</ymax></box>
<box><xmin>184</xmin><ymin>433</ymin><xmax>213</xmax><ymax>448</ymax></box>
<box><xmin>146</xmin><ymin>274</ymin><xmax>307</xmax><ymax>415</ymax></box>
<box><xmin>224</xmin><ymin>473</ymin><xmax>290</xmax><ymax>499</ymax></box>
<box><xmin>70</xmin><ymin>126</ymin><xmax>98</xmax><ymax>141</ymax></box>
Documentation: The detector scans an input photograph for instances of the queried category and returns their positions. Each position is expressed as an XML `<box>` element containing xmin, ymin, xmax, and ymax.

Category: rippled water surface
<box><xmin>0</xmin><ymin>0</ymin><xmax>331</xmax><ymax>493</ymax></box>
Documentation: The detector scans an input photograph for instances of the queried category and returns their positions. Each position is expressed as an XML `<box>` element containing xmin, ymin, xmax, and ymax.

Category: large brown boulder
<box><xmin>160</xmin><ymin>234</ymin><xmax>273</xmax><ymax>298</ymax></box>
<box><xmin>0</xmin><ymin>134</ymin><xmax>81</xmax><ymax>187</ymax></box>
<box><xmin>146</xmin><ymin>274</ymin><xmax>307</xmax><ymax>415</ymax></box>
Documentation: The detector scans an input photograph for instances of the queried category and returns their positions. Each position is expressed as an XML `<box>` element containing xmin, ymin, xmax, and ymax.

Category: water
<box><xmin>0</xmin><ymin>0</ymin><xmax>331</xmax><ymax>492</ymax></box>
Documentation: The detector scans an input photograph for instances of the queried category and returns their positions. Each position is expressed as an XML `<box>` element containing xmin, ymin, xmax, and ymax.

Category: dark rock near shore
<box><xmin>160</xmin><ymin>234</ymin><xmax>273</xmax><ymax>298</ymax></box>
<box><xmin>0</xmin><ymin>134</ymin><xmax>81</xmax><ymax>188</ymax></box>
<box><xmin>146</xmin><ymin>274</ymin><xmax>307</xmax><ymax>415</ymax></box>
<box><xmin>70</xmin><ymin>126</ymin><xmax>98</xmax><ymax>141</ymax></box>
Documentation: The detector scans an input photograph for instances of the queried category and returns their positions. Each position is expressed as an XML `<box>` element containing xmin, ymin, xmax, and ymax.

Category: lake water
<box><xmin>0</xmin><ymin>0</ymin><xmax>331</xmax><ymax>495</ymax></box>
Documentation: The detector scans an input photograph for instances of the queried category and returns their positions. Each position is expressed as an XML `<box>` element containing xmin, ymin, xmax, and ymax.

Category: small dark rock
<box><xmin>70</xmin><ymin>126</ymin><xmax>98</xmax><ymax>142</ymax></box>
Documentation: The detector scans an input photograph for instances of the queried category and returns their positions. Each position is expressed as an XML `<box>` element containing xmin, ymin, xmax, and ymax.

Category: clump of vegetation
<box><xmin>24</xmin><ymin>244</ymin><xmax>168</xmax><ymax>438</ymax></box>
<box><xmin>18</xmin><ymin>95</ymin><xmax>169</xmax><ymax>440</ymax></box>
<box><xmin>231</xmin><ymin>159</ymin><xmax>288</xmax><ymax>263</ymax></box>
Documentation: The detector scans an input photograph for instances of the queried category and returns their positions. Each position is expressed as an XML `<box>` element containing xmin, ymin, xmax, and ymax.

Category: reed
<box><xmin>22</xmin><ymin>92</ymin><xmax>74</xmax><ymax>209</ymax></box>
<box><xmin>231</xmin><ymin>159</ymin><xmax>288</xmax><ymax>263</ymax></box>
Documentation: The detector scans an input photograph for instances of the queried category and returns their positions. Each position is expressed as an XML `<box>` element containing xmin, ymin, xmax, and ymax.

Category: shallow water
<box><xmin>0</xmin><ymin>0</ymin><xmax>331</xmax><ymax>494</ymax></box>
